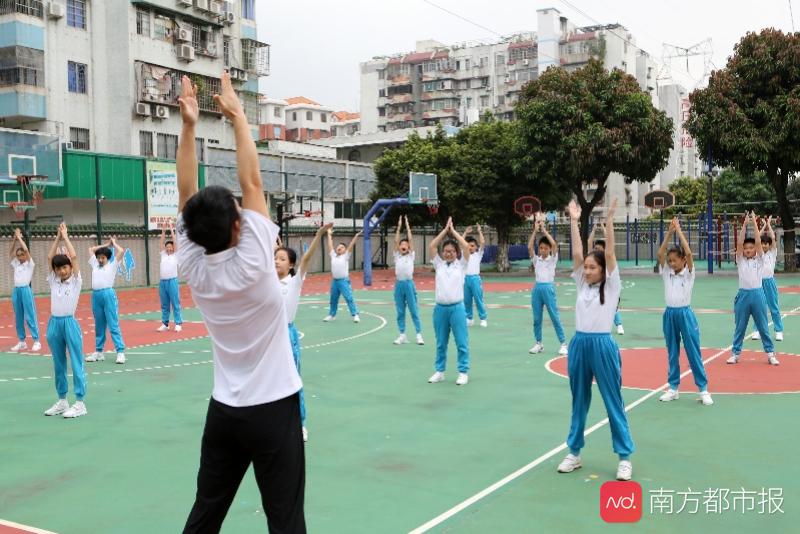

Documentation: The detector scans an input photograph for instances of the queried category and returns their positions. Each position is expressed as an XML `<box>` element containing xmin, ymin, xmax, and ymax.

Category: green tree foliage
<box><xmin>516</xmin><ymin>59</ymin><xmax>674</xmax><ymax>252</ymax></box>
<box><xmin>667</xmin><ymin>170</ymin><xmax>777</xmax><ymax>216</ymax></box>
<box><xmin>667</xmin><ymin>176</ymin><xmax>708</xmax><ymax>216</ymax></box>
<box><xmin>685</xmin><ymin>29</ymin><xmax>800</xmax><ymax>270</ymax></box>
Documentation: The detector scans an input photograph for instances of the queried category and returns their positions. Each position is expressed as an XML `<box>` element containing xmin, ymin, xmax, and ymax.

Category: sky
<box><xmin>257</xmin><ymin>0</ymin><xmax>797</xmax><ymax>111</ymax></box>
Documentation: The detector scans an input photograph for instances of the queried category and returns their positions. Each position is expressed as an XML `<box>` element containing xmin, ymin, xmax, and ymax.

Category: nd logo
<box><xmin>600</xmin><ymin>481</ymin><xmax>643</xmax><ymax>523</ymax></box>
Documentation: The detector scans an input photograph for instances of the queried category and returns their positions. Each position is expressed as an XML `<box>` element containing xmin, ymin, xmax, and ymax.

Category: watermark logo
<box><xmin>600</xmin><ymin>481</ymin><xmax>643</xmax><ymax>523</ymax></box>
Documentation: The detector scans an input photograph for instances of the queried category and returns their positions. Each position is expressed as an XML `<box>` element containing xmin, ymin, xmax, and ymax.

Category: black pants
<box><xmin>183</xmin><ymin>393</ymin><xmax>306</xmax><ymax>534</ymax></box>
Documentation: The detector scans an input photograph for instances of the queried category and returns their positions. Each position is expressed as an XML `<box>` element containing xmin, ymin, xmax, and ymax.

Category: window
<box><xmin>70</xmin><ymin>127</ymin><xmax>90</xmax><ymax>150</ymax></box>
<box><xmin>378</xmin><ymin>70</ymin><xmax>385</xmax><ymax>80</ymax></box>
<box><xmin>139</xmin><ymin>131</ymin><xmax>153</xmax><ymax>157</ymax></box>
<box><xmin>67</xmin><ymin>0</ymin><xmax>86</xmax><ymax>29</ymax></box>
<box><xmin>67</xmin><ymin>61</ymin><xmax>87</xmax><ymax>93</ymax></box>
<box><xmin>189</xmin><ymin>23</ymin><xmax>219</xmax><ymax>56</ymax></box>
<box><xmin>378</xmin><ymin>107</ymin><xmax>386</xmax><ymax>117</ymax></box>
<box><xmin>466</xmin><ymin>97</ymin><xmax>473</xmax><ymax>109</ymax></box>
<box><xmin>292</xmin><ymin>112</ymin><xmax>297</xmax><ymax>121</ymax></box>
<box><xmin>378</xmin><ymin>88</ymin><xmax>386</xmax><ymax>97</ymax></box>
<box><xmin>273</xmin><ymin>106</ymin><xmax>281</xmax><ymax>118</ymax></box>
<box><xmin>464</xmin><ymin>59</ymin><xmax>470</xmax><ymax>70</ymax></box>
<box><xmin>157</xmin><ymin>133</ymin><xmax>178</xmax><ymax>159</ymax></box>
<box><xmin>241</xmin><ymin>0</ymin><xmax>254</xmax><ymax>20</ymax></box>
<box><xmin>223</xmin><ymin>37</ymin><xmax>230</xmax><ymax>66</ymax></box>
<box><xmin>136</xmin><ymin>9</ymin><xmax>150</xmax><ymax>36</ymax></box>
<box><xmin>320</xmin><ymin>113</ymin><xmax>327</xmax><ymax>123</ymax></box>
<box><xmin>497</xmin><ymin>95</ymin><xmax>505</xmax><ymax>106</ymax></box>
<box><xmin>306</xmin><ymin>111</ymin><xmax>312</xmax><ymax>121</ymax></box>
<box><xmin>480</xmin><ymin>95</ymin><xmax>489</xmax><ymax>108</ymax></box>
<box><xmin>496</xmin><ymin>54</ymin><xmax>505</xmax><ymax>65</ymax></box>
<box><xmin>195</xmin><ymin>138</ymin><xmax>205</xmax><ymax>162</ymax></box>
<box><xmin>154</xmin><ymin>15</ymin><xmax>173</xmax><ymax>41</ymax></box>
<box><xmin>479</xmin><ymin>56</ymin><xmax>488</xmax><ymax>67</ymax></box>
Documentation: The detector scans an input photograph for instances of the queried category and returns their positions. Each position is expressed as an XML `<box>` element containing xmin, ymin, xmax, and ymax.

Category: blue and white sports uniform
<box><xmin>732</xmin><ymin>253</ymin><xmax>774</xmax><ymax>356</ymax></box>
<box><xmin>280</xmin><ymin>273</ymin><xmax>307</xmax><ymax>425</ymax></box>
<box><xmin>10</xmin><ymin>257</ymin><xmax>40</xmax><ymax>344</ymax></box>
<box><xmin>463</xmin><ymin>248</ymin><xmax>487</xmax><ymax>322</ymax></box>
<box><xmin>531</xmin><ymin>252</ymin><xmax>565</xmax><ymax>344</ymax></box>
<box><xmin>394</xmin><ymin>250</ymin><xmax>422</xmax><ymax>335</ymax></box>
<box><xmin>432</xmin><ymin>255</ymin><xmax>469</xmax><ymax>373</ymax></box>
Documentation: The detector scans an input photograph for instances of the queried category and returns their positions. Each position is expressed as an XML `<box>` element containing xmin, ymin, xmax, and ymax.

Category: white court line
<box><xmin>0</xmin><ymin>518</ymin><xmax>58</xmax><ymax>534</ymax></box>
<box><xmin>408</xmin><ymin>304</ymin><xmax>800</xmax><ymax>534</ymax></box>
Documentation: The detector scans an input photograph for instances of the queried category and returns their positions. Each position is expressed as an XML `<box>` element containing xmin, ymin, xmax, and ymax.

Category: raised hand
<box><xmin>464</xmin><ymin>225</ymin><xmax>473</xmax><ymax>234</ymax></box>
<box><xmin>58</xmin><ymin>222</ymin><xmax>68</xmax><ymax>237</ymax></box>
<box><xmin>212</xmin><ymin>71</ymin><xmax>245</xmax><ymax>121</ymax></box>
<box><xmin>607</xmin><ymin>197</ymin><xmax>619</xmax><ymax>219</ymax></box>
<box><xmin>177</xmin><ymin>75</ymin><xmax>199</xmax><ymax>127</ymax></box>
<box><xmin>567</xmin><ymin>200</ymin><xmax>581</xmax><ymax>221</ymax></box>
<box><xmin>14</xmin><ymin>227</ymin><xmax>22</xmax><ymax>239</ymax></box>
<box><xmin>319</xmin><ymin>222</ymin><xmax>334</xmax><ymax>234</ymax></box>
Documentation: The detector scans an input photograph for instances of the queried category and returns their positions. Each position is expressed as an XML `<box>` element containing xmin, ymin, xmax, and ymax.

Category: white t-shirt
<box><xmin>572</xmin><ymin>266</ymin><xmax>622</xmax><ymax>333</ymax></box>
<box><xmin>394</xmin><ymin>250</ymin><xmax>415</xmax><ymax>281</ymax></box>
<box><xmin>11</xmin><ymin>258</ymin><xmax>35</xmax><ymax>287</ymax></box>
<box><xmin>465</xmin><ymin>247</ymin><xmax>483</xmax><ymax>276</ymax></box>
<box><xmin>48</xmin><ymin>271</ymin><xmax>82</xmax><ymax>317</ymax></box>
<box><xmin>89</xmin><ymin>256</ymin><xmax>117</xmax><ymax>290</ymax></box>
<box><xmin>432</xmin><ymin>255</ymin><xmax>467</xmax><ymax>304</ymax></box>
<box><xmin>160</xmin><ymin>251</ymin><xmax>178</xmax><ymax>280</ymax></box>
<box><xmin>330</xmin><ymin>250</ymin><xmax>350</xmax><ymax>280</ymax></box>
<box><xmin>737</xmin><ymin>253</ymin><xmax>764</xmax><ymax>290</ymax></box>
<box><xmin>660</xmin><ymin>263</ymin><xmax>694</xmax><ymax>307</ymax></box>
<box><xmin>762</xmin><ymin>249</ymin><xmax>777</xmax><ymax>279</ymax></box>
<box><xmin>177</xmin><ymin>209</ymin><xmax>301</xmax><ymax>407</ymax></box>
<box><xmin>534</xmin><ymin>253</ymin><xmax>557</xmax><ymax>283</ymax></box>
<box><xmin>279</xmin><ymin>273</ymin><xmax>305</xmax><ymax>323</ymax></box>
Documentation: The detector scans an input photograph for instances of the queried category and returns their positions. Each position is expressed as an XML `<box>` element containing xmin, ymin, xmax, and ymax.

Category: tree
<box><xmin>516</xmin><ymin>59</ymin><xmax>674</xmax><ymax>252</ymax></box>
<box><xmin>667</xmin><ymin>176</ymin><xmax>708</xmax><ymax>216</ymax></box>
<box><xmin>685</xmin><ymin>29</ymin><xmax>800</xmax><ymax>271</ymax></box>
<box><xmin>667</xmin><ymin>170</ymin><xmax>777</xmax><ymax>217</ymax></box>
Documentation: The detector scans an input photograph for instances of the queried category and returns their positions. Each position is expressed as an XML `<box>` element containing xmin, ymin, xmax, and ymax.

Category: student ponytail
<box><xmin>276</xmin><ymin>246</ymin><xmax>297</xmax><ymax>276</ymax></box>
<box><xmin>588</xmin><ymin>250</ymin><xmax>607</xmax><ymax>305</ymax></box>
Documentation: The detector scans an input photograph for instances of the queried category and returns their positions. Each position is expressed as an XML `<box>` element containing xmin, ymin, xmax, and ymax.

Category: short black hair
<box><xmin>399</xmin><ymin>238</ymin><xmax>409</xmax><ymax>245</ymax></box>
<box><xmin>667</xmin><ymin>246</ymin><xmax>686</xmax><ymax>259</ymax></box>
<box><xmin>182</xmin><ymin>185</ymin><xmax>241</xmax><ymax>254</ymax></box>
<box><xmin>95</xmin><ymin>247</ymin><xmax>112</xmax><ymax>260</ymax></box>
<box><xmin>465</xmin><ymin>236</ymin><xmax>478</xmax><ymax>245</ymax></box>
<box><xmin>761</xmin><ymin>234</ymin><xmax>773</xmax><ymax>245</ymax></box>
<box><xmin>538</xmin><ymin>236</ymin><xmax>552</xmax><ymax>247</ymax></box>
<box><xmin>275</xmin><ymin>246</ymin><xmax>297</xmax><ymax>276</ymax></box>
<box><xmin>441</xmin><ymin>239</ymin><xmax>460</xmax><ymax>257</ymax></box>
<box><xmin>744</xmin><ymin>237</ymin><xmax>756</xmax><ymax>245</ymax></box>
<box><xmin>51</xmin><ymin>254</ymin><xmax>72</xmax><ymax>270</ymax></box>
<box><xmin>164</xmin><ymin>240</ymin><xmax>174</xmax><ymax>247</ymax></box>
<box><xmin>594</xmin><ymin>239</ymin><xmax>606</xmax><ymax>250</ymax></box>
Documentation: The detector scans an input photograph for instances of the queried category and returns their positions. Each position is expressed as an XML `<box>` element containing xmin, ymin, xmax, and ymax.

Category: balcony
<box><xmin>388</xmin><ymin>93</ymin><xmax>413</xmax><ymax>104</ymax></box>
<box><xmin>388</xmin><ymin>74</ymin><xmax>411</xmax><ymax>86</ymax></box>
<box><xmin>135</xmin><ymin>61</ymin><xmax>222</xmax><ymax>114</ymax></box>
<box><xmin>561</xmin><ymin>52</ymin><xmax>592</xmax><ymax>65</ymax></box>
<box><xmin>422</xmin><ymin>108</ymin><xmax>458</xmax><ymax>119</ymax></box>
<box><xmin>0</xmin><ymin>0</ymin><xmax>43</xmax><ymax>18</ymax></box>
<box><xmin>421</xmin><ymin>89</ymin><xmax>455</xmax><ymax>101</ymax></box>
<box><xmin>241</xmin><ymin>38</ymin><xmax>270</xmax><ymax>77</ymax></box>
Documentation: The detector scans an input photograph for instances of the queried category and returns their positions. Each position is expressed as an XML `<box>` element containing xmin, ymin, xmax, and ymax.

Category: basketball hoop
<box><xmin>16</xmin><ymin>175</ymin><xmax>48</xmax><ymax>205</ymax></box>
<box><xmin>8</xmin><ymin>201</ymin><xmax>35</xmax><ymax>218</ymax></box>
<box><xmin>427</xmin><ymin>201</ymin><xmax>439</xmax><ymax>216</ymax></box>
<box><xmin>514</xmin><ymin>196</ymin><xmax>542</xmax><ymax>220</ymax></box>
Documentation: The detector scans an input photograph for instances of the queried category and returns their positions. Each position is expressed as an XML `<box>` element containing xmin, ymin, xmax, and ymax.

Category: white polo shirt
<box><xmin>572</xmin><ymin>266</ymin><xmax>622</xmax><ymax>333</ymax></box>
<box><xmin>279</xmin><ymin>273</ymin><xmax>305</xmax><ymax>323</ymax></box>
<box><xmin>89</xmin><ymin>256</ymin><xmax>117</xmax><ymax>290</ymax></box>
<box><xmin>433</xmin><ymin>255</ymin><xmax>466</xmax><ymax>304</ymax></box>
<box><xmin>660</xmin><ymin>263</ymin><xmax>694</xmax><ymax>307</ymax></box>
<box><xmin>534</xmin><ymin>253</ymin><xmax>557</xmax><ymax>283</ymax></box>
<box><xmin>48</xmin><ymin>271</ymin><xmax>82</xmax><ymax>317</ymax></box>
<box><xmin>737</xmin><ymin>253</ymin><xmax>764</xmax><ymax>290</ymax></box>
<box><xmin>11</xmin><ymin>258</ymin><xmax>35</xmax><ymax>287</ymax></box>
<box><xmin>762</xmin><ymin>249</ymin><xmax>777</xmax><ymax>279</ymax></box>
<box><xmin>160</xmin><ymin>251</ymin><xmax>178</xmax><ymax>280</ymax></box>
<box><xmin>394</xmin><ymin>250</ymin><xmax>415</xmax><ymax>281</ymax></box>
<box><xmin>330</xmin><ymin>251</ymin><xmax>350</xmax><ymax>280</ymax></box>
<box><xmin>177</xmin><ymin>209</ymin><xmax>301</xmax><ymax>408</ymax></box>
<box><xmin>465</xmin><ymin>248</ymin><xmax>483</xmax><ymax>276</ymax></box>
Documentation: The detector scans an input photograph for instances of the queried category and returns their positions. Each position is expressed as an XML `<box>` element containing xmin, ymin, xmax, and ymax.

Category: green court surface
<box><xmin>1</xmin><ymin>272</ymin><xmax>799</xmax><ymax>533</ymax></box>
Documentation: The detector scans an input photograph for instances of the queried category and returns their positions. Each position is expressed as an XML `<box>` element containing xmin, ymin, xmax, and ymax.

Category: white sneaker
<box><xmin>302</xmin><ymin>426</ymin><xmax>308</xmax><ymax>443</ymax></box>
<box><xmin>353</xmin><ymin>314</ymin><xmax>361</xmax><ymax>323</ymax></box>
<box><xmin>157</xmin><ymin>324</ymin><xmax>169</xmax><ymax>332</ymax></box>
<box><xmin>558</xmin><ymin>343</ymin><xmax>568</xmax><ymax>356</ymax></box>
<box><xmin>557</xmin><ymin>453</ymin><xmax>582</xmax><ymax>473</ymax></box>
<box><xmin>85</xmin><ymin>352</ymin><xmax>105</xmax><ymax>362</ymax></box>
<box><xmin>44</xmin><ymin>399</ymin><xmax>69</xmax><ymax>416</ymax></box>
<box><xmin>175</xmin><ymin>324</ymin><xmax>182</xmax><ymax>332</ymax></box>
<box><xmin>323</xmin><ymin>315</ymin><xmax>335</xmax><ymax>322</ymax></box>
<box><xmin>699</xmin><ymin>391</ymin><xmax>714</xmax><ymax>406</ymax></box>
<box><xmin>726</xmin><ymin>354</ymin><xmax>739</xmax><ymax>364</ymax></box>
<box><xmin>428</xmin><ymin>371</ymin><xmax>445</xmax><ymax>383</ymax></box>
<box><xmin>751</xmin><ymin>331</ymin><xmax>761</xmax><ymax>340</ymax></box>
<box><xmin>116</xmin><ymin>352</ymin><xmax>126</xmax><ymax>364</ymax></box>
<box><xmin>31</xmin><ymin>341</ymin><xmax>42</xmax><ymax>352</ymax></box>
<box><xmin>767</xmin><ymin>353</ymin><xmax>780</xmax><ymax>366</ymax></box>
<box><xmin>456</xmin><ymin>373</ymin><xmax>469</xmax><ymax>386</ymax></box>
<box><xmin>479</xmin><ymin>319</ymin><xmax>488</xmax><ymax>328</ymax></box>
<box><xmin>10</xmin><ymin>341</ymin><xmax>27</xmax><ymax>352</ymax></box>
<box><xmin>616</xmin><ymin>460</ymin><xmax>633</xmax><ymax>481</ymax></box>
<box><xmin>617</xmin><ymin>325</ymin><xmax>625</xmax><ymax>335</ymax></box>
<box><xmin>393</xmin><ymin>333</ymin><xmax>408</xmax><ymax>345</ymax></box>
<box><xmin>466</xmin><ymin>319</ymin><xmax>475</xmax><ymax>327</ymax></box>
<box><xmin>529</xmin><ymin>342</ymin><xmax>544</xmax><ymax>354</ymax></box>
<box><xmin>659</xmin><ymin>389</ymin><xmax>679</xmax><ymax>402</ymax></box>
<box><xmin>776</xmin><ymin>332</ymin><xmax>784</xmax><ymax>341</ymax></box>
<box><xmin>416</xmin><ymin>333</ymin><xmax>425</xmax><ymax>345</ymax></box>
<box><xmin>62</xmin><ymin>401</ymin><xmax>87</xmax><ymax>419</ymax></box>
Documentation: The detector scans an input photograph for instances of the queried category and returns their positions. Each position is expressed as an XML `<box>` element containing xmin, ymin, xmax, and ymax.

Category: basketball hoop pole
<box><xmin>362</xmin><ymin>197</ymin><xmax>408</xmax><ymax>286</ymax></box>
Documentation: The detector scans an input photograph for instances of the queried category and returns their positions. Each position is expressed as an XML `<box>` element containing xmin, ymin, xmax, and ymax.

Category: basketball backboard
<box><xmin>0</xmin><ymin>127</ymin><xmax>63</xmax><ymax>186</ymax></box>
<box><xmin>408</xmin><ymin>172</ymin><xmax>438</xmax><ymax>204</ymax></box>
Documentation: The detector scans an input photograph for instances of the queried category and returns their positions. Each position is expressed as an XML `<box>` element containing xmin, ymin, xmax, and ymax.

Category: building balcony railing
<box><xmin>387</xmin><ymin>93</ymin><xmax>413</xmax><ymax>103</ymax></box>
<box><xmin>0</xmin><ymin>0</ymin><xmax>43</xmax><ymax>18</ymax></box>
<box><xmin>135</xmin><ymin>61</ymin><xmax>222</xmax><ymax>114</ymax></box>
<box><xmin>387</xmin><ymin>74</ymin><xmax>411</xmax><ymax>86</ymax></box>
<box><xmin>422</xmin><ymin>108</ymin><xmax>458</xmax><ymax>119</ymax></box>
<box><xmin>560</xmin><ymin>52</ymin><xmax>592</xmax><ymax>65</ymax></box>
<box><xmin>421</xmin><ymin>89</ymin><xmax>456</xmax><ymax>101</ymax></box>
<box><xmin>0</xmin><ymin>65</ymin><xmax>43</xmax><ymax>87</ymax></box>
<box><xmin>241</xmin><ymin>38</ymin><xmax>270</xmax><ymax>77</ymax></box>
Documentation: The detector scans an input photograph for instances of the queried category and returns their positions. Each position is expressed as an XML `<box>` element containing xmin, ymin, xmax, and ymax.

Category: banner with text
<box><xmin>146</xmin><ymin>161</ymin><xmax>178</xmax><ymax>230</ymax></box>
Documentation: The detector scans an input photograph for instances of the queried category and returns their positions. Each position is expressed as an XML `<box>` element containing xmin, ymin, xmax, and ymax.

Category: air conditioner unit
<box><xmin>62</xmin><ymin>142</ymin><xmax>73</xmax><ymax>151</ymax></box>
<box><xmin>177</xmin><ymin>0</ymin><xmax>192</xmax><ymax>6</ymax></box>
<box><xmin>154</xmin><ymin>106</ymin><xmax>170</xmax><ymax>119</ymax></box>
<box><xmin>209</xmin><ymin>1</ymin><xmax>223</xmax><ymax>15</ymax></box>
<box><xmin>523</xmin><ymin>59</ymin><xmax>530</xmax><ymax>66</ymax></box>
<box><xmin>224</xmin><ymin>11</ymin><xmax>235</xmax><ymax>24</ymax></box>
<box><xmin>230</xmin><ymin>68</ymin><xmax>247</xmax><ymax>82</ymax></box>
<box><xmin>195</xmin><ymin>0</ymin><xmax>210</xmax><ymax>11</ymax></box>
<box><xmin>135</xmin><ymin>103</ymin><xmax>151</xmax><ymax>116</ymax></box>
<box><xmin>177</xmin><ymin>44</ymin><xmax>196</xmax><ymax>61</ymax></box>
<box><xmin>176</xmin><ymin>27</ymin><xmax>191</xmax><ymax>42</ymax></box>
<box><xmin>48</xmin><ymin>2</ymin><xmax>65</xmax><ymax>19</ymax></box>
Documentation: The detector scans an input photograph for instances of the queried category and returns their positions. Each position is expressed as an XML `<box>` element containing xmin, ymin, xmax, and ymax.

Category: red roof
<box><xmin>332</xmin><ymin>111</ymin><xmax>360</xmax><ymax>122</ymax></box>
<box><xmin>285</xmin><ymin>96</ymin><xmax>320</xmax><ymax>106</ymax></box>
<box><xmin>508</xmin><ymin>40</ymin><xmax>535</xmax><ymax>49</ymax></box>
<box><xmin>566</xmin><ymin>32</ymin><xmax>596</xmax><ymax>42</ymax></box>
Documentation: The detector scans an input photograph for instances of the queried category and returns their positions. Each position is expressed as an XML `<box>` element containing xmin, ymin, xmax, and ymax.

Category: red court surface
<box><xmin>547</xmin><ymin>347</ymin><xmax>800</xmax><ymax>393</ymax></box>
<box><xmin>0</xmin><ymin>520</ymin><xmax>57</xmax><ymax>534</ymax></box>
<box><xmin>779</xmin><ymin>285</ymin><xmax>800</xmax><ymax>294</ymax></box>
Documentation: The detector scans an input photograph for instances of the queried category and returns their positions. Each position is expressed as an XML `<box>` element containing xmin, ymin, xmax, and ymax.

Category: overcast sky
<box><xmin>257</xmin><ymin>0</ymin><xmax>797</xmax><ymax>111</ymax></box>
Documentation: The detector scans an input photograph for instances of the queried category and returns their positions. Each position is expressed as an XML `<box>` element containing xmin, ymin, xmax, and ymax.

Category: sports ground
<box><xmin>1</xmin><ymin>267</ymin><xmax>799</xmax><ymax>533</ymax></box>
